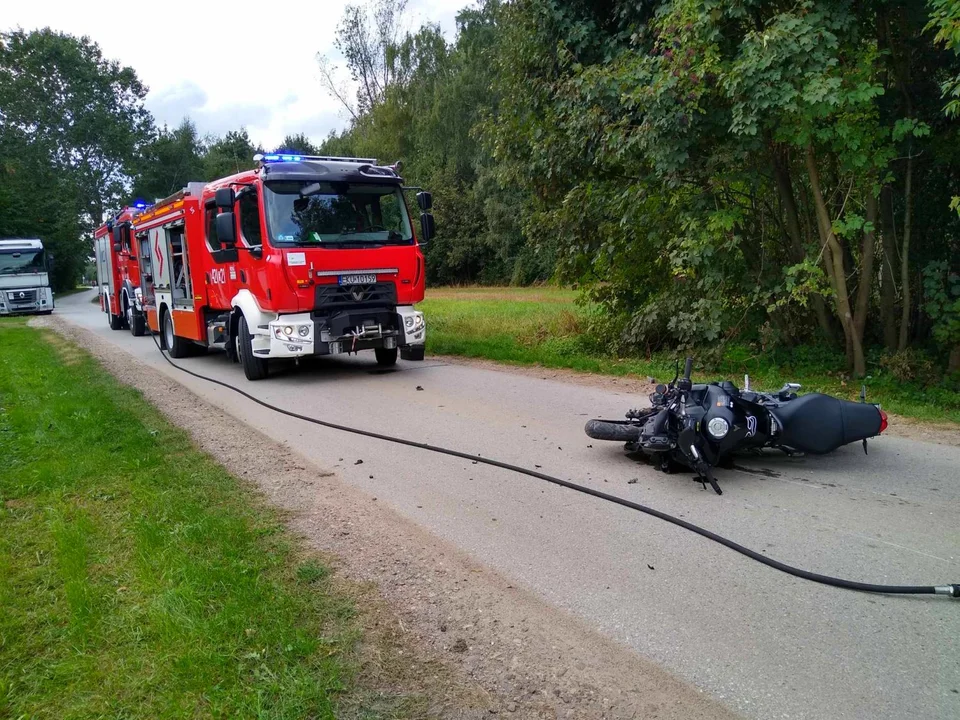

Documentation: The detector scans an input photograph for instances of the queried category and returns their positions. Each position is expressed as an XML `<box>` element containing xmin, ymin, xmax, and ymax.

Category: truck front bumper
<box><xmin>255</xmin><ymin>306</ymin><xmax>426</xmax><ymax>360</ymax></box>
<box><xmin>0</xmin><ymin>287</ymin><xmax>53</xmax><ymax>315</ymax></box>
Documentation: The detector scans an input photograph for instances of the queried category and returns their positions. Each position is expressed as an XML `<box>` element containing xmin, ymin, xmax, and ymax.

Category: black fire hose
<box><xmin>148</xmin><ymin>333</ymin><xmax>959</xmax><ymax>599</ymax></box>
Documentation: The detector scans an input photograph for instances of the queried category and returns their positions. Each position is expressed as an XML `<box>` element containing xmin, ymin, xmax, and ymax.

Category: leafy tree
<box><xmin>0</xmin><ymin>28</ymin><xmax>150</xmax><ymax>289</ymax></box>
<box><xmin>489</xmin><ymin>0</ymin><xmax>960</xmax><ymax>374</ymax></box>
<box><xmin>276</xmin><ymin>133</ymin><xmax>322</xmax><ymax>155</ymax></box>
<box><xmin>201</xmin><ymin>129</ymin><xmax>261</xmax><ymax>180</ymax></box>
<box><xmin>318</xmin><ymin>0</ymin><xmax>409</xmax><ymax>118</ymax></box>
<box><xmin>318</xmin><ymin>0</ymin><xmax>548</xmax><ymax>285</ymax></box>
<box><xmin>132</xmin><ymin>118</ymin><xmax>205</xmax><ymax>202</ymax></box>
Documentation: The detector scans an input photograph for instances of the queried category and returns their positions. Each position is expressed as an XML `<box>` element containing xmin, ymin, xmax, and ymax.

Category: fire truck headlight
<box><xmin>404</xmin><ymin>316</ymin><xmax>415</xmax><ymax>329</ymax></box>
<box><xmin>297</xmin><ymin>324</ymin><xmax>310</xmax><ymax>337</ymax></box>
<box><xmin>282</xmin><ymin>325</ymin><xmax>294</xmax><ymax>336</ymax></box>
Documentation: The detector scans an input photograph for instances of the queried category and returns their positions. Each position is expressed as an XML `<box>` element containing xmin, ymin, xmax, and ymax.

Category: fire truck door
<box><xmin>204</xmin><ymin>203</ymin><xmax>237</xmax><ymax>309</ymax></box>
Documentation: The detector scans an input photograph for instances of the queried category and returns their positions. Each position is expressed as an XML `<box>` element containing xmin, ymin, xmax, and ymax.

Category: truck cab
<box><xmin>0</xmin><ymin>238</ymin><xmax>54</xmax><ymax>315</ymax></box>
<box><xmin>94</xmin><ymin>205</ymin><xmax>149</xmax><ymax>334</ymax></box>
<box><xmin>133</xmin><ymin>154</ymin><xmax>435</xmax><ymax>380</ymax></box>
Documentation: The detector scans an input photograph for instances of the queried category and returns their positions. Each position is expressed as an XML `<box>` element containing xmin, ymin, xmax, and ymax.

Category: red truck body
<box><xmin>93</xmin><ymin>205</ymin><xmax>148</xmax><ymax>334</ymax></box>
<box><xmin>130</xmin><ymin>154</ymin><xmax>433</xmax><ymax>379</ymax></box>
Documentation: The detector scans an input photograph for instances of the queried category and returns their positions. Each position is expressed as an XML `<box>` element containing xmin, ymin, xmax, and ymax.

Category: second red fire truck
<box><xmin>94</xmin><ymin>204</ymin><xmax>149</xmax><ymax>335</ymax></box>
<box><xmin>128</xmin><ymin>154</ymin><xmax>433</xmax><ymax>380</ymax></box>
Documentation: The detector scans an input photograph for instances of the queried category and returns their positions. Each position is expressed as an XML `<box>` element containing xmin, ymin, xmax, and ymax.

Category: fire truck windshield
<box><xmin>264</xmin><ymin>181</ymin><xmax>414</xmax><ymax>247</ymax></box>
<box><xmin>0</xmin><ymin>248</ymin><xmax>45</xmax><ymax>275</ymax></box>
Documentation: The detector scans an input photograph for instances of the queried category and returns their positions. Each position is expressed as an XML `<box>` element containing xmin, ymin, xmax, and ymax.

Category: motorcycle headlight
<box><xmin>707</xmin><ymin>417</ymin><xmax>730</xmax><ymax>439</ymax></box>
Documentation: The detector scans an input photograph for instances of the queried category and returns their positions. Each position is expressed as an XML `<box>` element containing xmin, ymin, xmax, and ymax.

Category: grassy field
<box><xmin>0</xmin><ymin>320</ymin><xmax>422</xmax><ymax>718</ymax></box>
<box><xmin>420</xmin><ymin>287</ymin><xmax>960</xmax><ymax>424</ymax></box>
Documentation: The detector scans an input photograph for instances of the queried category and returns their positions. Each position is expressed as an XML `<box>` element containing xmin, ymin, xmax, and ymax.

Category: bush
<box><xmin>879</xmin><ymin>348</ymin><xmax>938</xmax><ymax>385</ymax></box>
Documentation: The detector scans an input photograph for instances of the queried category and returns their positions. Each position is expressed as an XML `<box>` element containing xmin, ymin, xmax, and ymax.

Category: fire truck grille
<box><xmin>314</xmin><ymin>282</ymin><xmax>397</xmax><ymax>313</ymax></box>
<box><xmin>8</xmin><ymin>289</ymin><xmax>38</xmax><ymax>306</ymax></box>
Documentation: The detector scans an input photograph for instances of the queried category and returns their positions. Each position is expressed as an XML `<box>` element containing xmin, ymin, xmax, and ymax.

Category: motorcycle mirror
<box><xmin>656</xmin><ymin>384</ymin><xmax>667</xmax><ymax>395</ymax></box>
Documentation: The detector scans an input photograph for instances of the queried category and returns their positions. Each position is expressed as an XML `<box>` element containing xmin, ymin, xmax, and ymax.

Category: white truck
<box><xmin>0</xmin><ymin>239</ymin><xmax>55</xmax><ymax>315</ymax></box>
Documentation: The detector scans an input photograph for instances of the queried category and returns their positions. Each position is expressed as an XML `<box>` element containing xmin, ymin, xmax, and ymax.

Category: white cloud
<box><xmin>6</xmin><ymin>0</ymin><xmax>468</xmax><ymax>149</ymax></box>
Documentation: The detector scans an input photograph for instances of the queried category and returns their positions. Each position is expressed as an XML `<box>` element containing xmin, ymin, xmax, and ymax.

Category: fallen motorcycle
<box><xmin>585</xmin><ymin>358</ymin><xmax>888</xmax><ymax>495</ymax></box>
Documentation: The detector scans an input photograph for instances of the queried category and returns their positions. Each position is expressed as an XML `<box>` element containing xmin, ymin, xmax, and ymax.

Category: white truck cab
<box><xmin>0</xmin><ymin>239</ymin><xmax>55</xmax><ymax>315</ymax></box>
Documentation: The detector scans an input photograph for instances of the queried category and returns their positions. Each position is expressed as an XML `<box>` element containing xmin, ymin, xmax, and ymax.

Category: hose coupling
<box><xmin>933</xmin><ymin>585</ymin><xmax>960</xmax><ymax>597</ymax></box>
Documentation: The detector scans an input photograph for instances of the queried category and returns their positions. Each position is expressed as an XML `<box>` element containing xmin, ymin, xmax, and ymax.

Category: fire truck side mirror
<box><xmin>112</xmin><ymin>225</ymin><xmax>123</xmax><ymax>246</ymax></box>
<box><xmin>216</xmin><ymin>212</ymin><xmax>236</xmax><ymax>246</ymax></box>
<box><xmin>419</xmin><ymin>212</ymin><xmax>435</xmax><ymax>244</ymax></box>
<box><xmin>215</xmin><ymin>188</ymin><xmax>235</xmax><ymax>209</ymax></box>
<box><xmin>113</xmin><ymin>243</ymin><xmax>122</xmax><ymax>253</ymax></box>
<box><xmin>416</xmin><ymin>191</ymin><xmax>433</xmax><ymax>211</ymax></box>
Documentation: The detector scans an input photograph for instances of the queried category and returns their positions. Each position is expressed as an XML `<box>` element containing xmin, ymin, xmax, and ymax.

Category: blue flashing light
<box><xmin>133</xmin><ymin>199</ymin><xmax>148</xmax><ymax>209</ymax></box>
<box><xmin>262</xmin><ymin>153</ymin><xmax>302</xmax><ymax>162</ymax></box>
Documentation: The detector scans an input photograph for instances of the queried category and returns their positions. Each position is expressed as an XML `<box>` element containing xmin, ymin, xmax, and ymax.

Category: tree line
<box><xmin>319</xmin><ymin>0</ymin><xmax>960</xmax><ymax>375</ymax></box>
<box><xmin>2</xmin><ymin>2</ymin><xmax>959</xmax><ymax>376</ymax></box>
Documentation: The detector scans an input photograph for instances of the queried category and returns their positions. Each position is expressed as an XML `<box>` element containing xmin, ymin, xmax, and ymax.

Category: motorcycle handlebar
<box><xmin>683</xmin><ymin>357</ymin><xmax>693</xmax><ymax>381</ymax></box>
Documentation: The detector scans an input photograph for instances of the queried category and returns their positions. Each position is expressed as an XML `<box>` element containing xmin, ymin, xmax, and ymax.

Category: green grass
<box><xmin>421</xmin><ymin>286</ymin><xmax>960</xmax><ymax>424</ymax></box>
<box><xmin>0</xmin><ymin>320</ymin><xmax>417</xmax><ymax>718</ymax></box>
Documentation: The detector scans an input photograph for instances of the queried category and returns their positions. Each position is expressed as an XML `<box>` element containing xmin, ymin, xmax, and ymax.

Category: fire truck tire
<box><xmin>108</xmin><ymin>310</ymin><xmax>123</xmax><ymax>330</ymax></box>
<box><xmin>161</xmin><ymin>307</ymin><xmax>191</xmax><ymax>359</ymax></box>
<box><xmin>127</xmin><ymin>302</ymin><xmax>146</xmax><ymax>337</ymax></box>
<box><xmin>238</xmin><ymin>315</ymin><xmax>269</xmax><ymax>381</ymax></box>
<box><xmin>375</xmin><ymin>347</ymin><xmax>398</xmax><ymax>367</ymax></box>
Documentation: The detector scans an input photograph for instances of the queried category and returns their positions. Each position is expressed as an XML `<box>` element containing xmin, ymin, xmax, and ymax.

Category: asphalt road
<box><xmin>55</xmin><ymin>291</ymin><xmax>959</xmax><ymax>719</ymax></box>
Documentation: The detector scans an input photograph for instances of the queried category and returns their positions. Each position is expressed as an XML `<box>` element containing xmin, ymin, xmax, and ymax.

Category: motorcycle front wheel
<box><xmin>585</xmin><ymin>419</ymin><xmax>644</xmax><ymax>442</ymax></box>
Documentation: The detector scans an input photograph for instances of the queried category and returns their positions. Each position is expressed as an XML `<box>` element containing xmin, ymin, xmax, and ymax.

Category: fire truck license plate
<box><xmin>339</xmin><ymin>274</ymin><xmax>377</xmax><ymax>285</ymax></box>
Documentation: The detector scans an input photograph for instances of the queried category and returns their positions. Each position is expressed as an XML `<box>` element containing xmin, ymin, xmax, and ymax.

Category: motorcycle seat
<box><xmin>770</xmin><ymin>393</ymin><xmax>882</xmax><ymax>454</ymax></box>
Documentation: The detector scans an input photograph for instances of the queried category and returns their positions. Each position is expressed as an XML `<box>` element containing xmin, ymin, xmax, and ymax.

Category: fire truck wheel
<box><xmin>108</xmin><ymin>310</ymin><xmax>123</xmax><ymax>331</ymax></box>
<box><xmin>127</xmin><ymin>302</ymin><xmax>146</xmax><ymax>337</ymax></box>
<box><xmin>161</xmin><ymin>307</ymin><xmax>191</xmax><ymax>359</ymax></box>
<box><xmin>375</xmin><ymin>346</ymin><xmax>398</xmax><ymax>367</ymax></box>
<box><xmin>238</xmin><ymin>315</ymin><xmax>269</xmax><ymax>381</ymax></box>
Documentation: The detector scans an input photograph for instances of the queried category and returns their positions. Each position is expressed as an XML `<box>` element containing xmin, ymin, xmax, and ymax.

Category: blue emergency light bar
<box><xmin>254</xmin><ymin>153</ymin><xmax>379</xmax><ymax>165</ymax></box>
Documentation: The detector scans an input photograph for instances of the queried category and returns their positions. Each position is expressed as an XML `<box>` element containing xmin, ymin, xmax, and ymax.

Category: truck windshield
<box><xmin>264</xmin><ymin>181</ymin><xmax>413</xmax><ymax>246</ymax></box>
<box><xmin>0</xmin><ymin>249</ymin><xmax>45</xmax><ymax>275</ymax></box>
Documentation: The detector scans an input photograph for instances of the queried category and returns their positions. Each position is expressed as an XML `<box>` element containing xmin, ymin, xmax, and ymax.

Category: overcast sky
<box><xmin>5</xmin><ymin>0</ymin><xmax>468</xmax><ymax>149</ymax></box>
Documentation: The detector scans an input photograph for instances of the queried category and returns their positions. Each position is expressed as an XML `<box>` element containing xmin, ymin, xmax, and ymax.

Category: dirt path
<box><xmin>36</xmin><ymin>316</ymin><xmax>738</xmax><ymax>720</ymax></box>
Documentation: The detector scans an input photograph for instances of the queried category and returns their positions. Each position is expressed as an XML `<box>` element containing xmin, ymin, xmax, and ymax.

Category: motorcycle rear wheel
<box><xmin>585</xmin><ymin>419</ymin><xmax>643</xmax><ymax>442</ymax></box>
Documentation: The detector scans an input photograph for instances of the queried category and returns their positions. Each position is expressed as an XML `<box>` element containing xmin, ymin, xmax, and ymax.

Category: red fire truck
<box><xmin>93</xmin><ymin>204</ymin><xmax>149</xmax><ymax>335</ymax></box>
<box><xmin>130</xmin><ymin>154</ymin><xmax>434</xmax><ymax>380</ymax></box>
